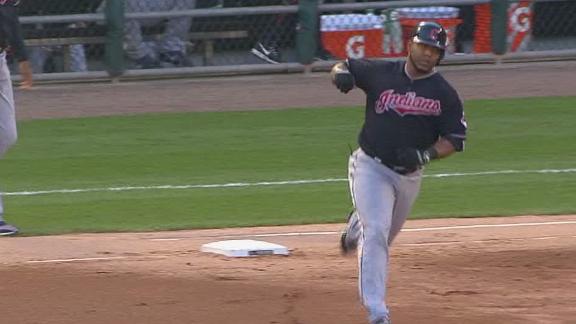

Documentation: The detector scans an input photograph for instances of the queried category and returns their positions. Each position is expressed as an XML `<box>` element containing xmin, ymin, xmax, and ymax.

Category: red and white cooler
<box><xmin>320</xmin><ymin>14</ymin><xmax>384</xmax><ymax>59</ymax></box>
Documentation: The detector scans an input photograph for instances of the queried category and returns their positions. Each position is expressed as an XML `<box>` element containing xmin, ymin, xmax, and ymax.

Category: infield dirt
<box><xmin>2</xmin><ymin>61</ymin><xmax>576</xmax><ymax>324</ymax></box>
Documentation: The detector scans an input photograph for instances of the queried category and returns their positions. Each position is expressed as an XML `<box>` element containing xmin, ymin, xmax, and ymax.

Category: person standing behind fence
<box><xmin>125</xmin><ymin>0</ymin><xmax>196</xmax><ymax>69</ymax></box>
<box><xmin>0</xmin><ymin>0</ymin><xmax>33</xmax><ymax>236</ymax></box>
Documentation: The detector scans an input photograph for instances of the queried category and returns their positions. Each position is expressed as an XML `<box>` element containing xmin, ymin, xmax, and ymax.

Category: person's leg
<box><xmin>68</xmin><ymin>45</ymin><xmax>88</xmax><ymax>72</ymax></box>
<box><xmin>28</xmin><ymin>46</ymin><xmax>50</xmax><ymax>73</ymax></box>
<box><xmin>0</xmin><ymin>54</ymin><xmax>17</xmax><ymax>159</ymax></box>
<box><xmin>388</xmin><ymin>171</ymin><xmax>422</xmax><ymax>245</ymax></box>
<box><xmin>124</xmin><ymin>20</ymin><xmax>150</xmax><ymax>60</ymax></box>
<box><xmin>342</xmin><ymin>168</ymin><xmax>422</xmax><ymax>253</ymax></box>
<box><xmin>124</xmin><ymin>0</ymin><xmax>159</xmax><ymax>66</ymax></box>
<box><xmin>348</xmin><ymin>149</ymin><xmax>395</xmax><ymax>323</ymax></box>
<box><xmin>0</xmin><ymin>195</ymin><xmax>19</xmax><ymax>236</ymax></box>
<box><xmin>0</xmin><ymin>53</ymin><xmax>19</xmax><ymax>236</ymax></box>
<box><xmin>66</xmin><ymin>24</ymin><xmax>88</xmax><ymax>72</ymax></box>
<box><xmin>250</xmin><ymin>0</ymin><xmax>293</xmax><ymax>63</ymax></box>
<box><xmin>158</xmin><ymin>0</ymin><xmax>195</xmax><ymax>66</ymax></box>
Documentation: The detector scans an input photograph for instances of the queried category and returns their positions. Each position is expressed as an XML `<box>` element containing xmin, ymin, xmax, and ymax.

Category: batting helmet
<box><xmin>411</xmin><ymin>21</ymin><xmax>448</xmax><ymax>60</ymax></box>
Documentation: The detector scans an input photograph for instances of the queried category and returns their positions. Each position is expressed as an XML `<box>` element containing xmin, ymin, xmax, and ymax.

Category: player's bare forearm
<box><xmin>18</xmin><ymin>60</ymin><xmax>33</xmax><ymax>89</ymax></box>
<box><xmin>430</xmin><ymin>137</ymin><xmax>457</xmax><ymax>160</ymax></box>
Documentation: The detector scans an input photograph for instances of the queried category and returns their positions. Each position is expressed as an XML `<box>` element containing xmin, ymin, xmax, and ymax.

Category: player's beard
<box><xmin>408</xmin><ymin>53</ymin><xmax>435</xmax><ymax>75</ymax></box>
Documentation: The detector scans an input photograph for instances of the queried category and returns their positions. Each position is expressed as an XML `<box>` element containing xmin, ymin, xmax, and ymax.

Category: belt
<box><xmin>360</xmin><ymin>147</ymin><xmax>416</xmax><ymax>175</ymax></box>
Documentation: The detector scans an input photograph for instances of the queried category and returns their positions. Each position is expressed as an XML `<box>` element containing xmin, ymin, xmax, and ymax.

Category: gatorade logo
<box><xmin>510</xmin><ymin>5</ymin><xmax>531</xmax><ymax>33</ymax></box>
<box><xmin>346</xmin><ymin>35</ymin><xmax>365</xmax><ymax>59</ymax></box>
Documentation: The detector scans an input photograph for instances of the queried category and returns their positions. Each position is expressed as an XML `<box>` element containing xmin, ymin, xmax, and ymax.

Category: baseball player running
<box><xmin>0</xmin><ymin>0</ymin><xmax>32</xmax><ymax>236</ymax></box>
<box><xmin>331</xmin><ymin>22</ymin><xmax>467</xmax><ymax>324</ymax></box>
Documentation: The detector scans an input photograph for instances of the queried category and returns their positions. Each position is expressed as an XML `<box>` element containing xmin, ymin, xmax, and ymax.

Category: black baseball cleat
<box><xmin>250</xmin><ymin>42</ymin><xmax>281</xmax><ymax>64</ymax></box>
<box><xmin>340</xmin><ymin>210</ymin><xmax>359</xmax><ymax>255</ymax></box>
<box><xmin>0</xmin><ymin>221</ymin><xmax>19</xmax><ymax>236</ymax></box>
<box><xmin>340</xmin><ymin>231</ymin><xmax>353</xmax><ymax>255</ymax></box>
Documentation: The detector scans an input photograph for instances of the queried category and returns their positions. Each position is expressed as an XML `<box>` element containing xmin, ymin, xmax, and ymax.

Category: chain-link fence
<box><xmin>11</xmin><ymin>0</ymin><xmax>576</xmax><ymax>79</ymax></box>
<box><xmin>530</xmin><ymin>0</ymin><xmax>576</xmax><ymax>51</ymax></box>
<box><xmin>121</xmin><ymin>0</ymin><xmax>302</xmax><ymax>68</ymax></box>
<box><xmin>17</xmin><ymin>0</ymin><xmax>105</xmax><ymax>74</ymax></box>
<box><xmin>319</xmin><ymin>0</ymin><xmax>576</xmax><ymax>59</ymax></box>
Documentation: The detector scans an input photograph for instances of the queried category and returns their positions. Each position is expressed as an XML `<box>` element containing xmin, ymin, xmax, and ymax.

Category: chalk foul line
<box><xmin>4</xmin><ymin>168</ymin><xmax>576</xmax><ymax>197</ymax></box>
<box><xmin>196</xmin><ymin>220</ymin><xmax>576</xmax><ymax>240</ymax></box>
<box><xmin>24</xmin><ymin>221</ymin><xmax>576</xmax><ymax>264</ymax></box>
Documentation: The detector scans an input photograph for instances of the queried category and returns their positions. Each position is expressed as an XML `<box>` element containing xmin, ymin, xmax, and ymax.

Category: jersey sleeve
<box><xmin>438</xmin><ymin>89</ymin><xmax>467</xmax><ymax>152</ymax></box>
<box><xmin>346</xmin><ymin>58</ymin><xmax>375</xmax><ymax>92</ymax></box>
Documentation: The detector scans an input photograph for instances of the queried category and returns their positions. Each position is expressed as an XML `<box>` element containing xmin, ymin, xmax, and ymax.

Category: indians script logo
<box><xmin>0</xmin><ymin>0</ymin><xmax>19</xmax><ymax>5</ymax></box>
<box><xmin>375</xmin><ymin>90</ymin><xmax>441</xmax><ymax>116</ymax></box>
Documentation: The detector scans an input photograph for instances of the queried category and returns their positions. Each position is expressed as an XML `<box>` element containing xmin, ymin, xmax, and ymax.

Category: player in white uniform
<box><xmin>0</xmin><ymin>0</ymin><xmax>33</xmax><ymax>236</ymax></box>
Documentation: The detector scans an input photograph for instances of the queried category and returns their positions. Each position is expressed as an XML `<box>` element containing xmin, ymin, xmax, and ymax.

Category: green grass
<box><xmin>1</xmin><ymin>96</ymin><xmax>575</xmax><ymax>235</ymax></box>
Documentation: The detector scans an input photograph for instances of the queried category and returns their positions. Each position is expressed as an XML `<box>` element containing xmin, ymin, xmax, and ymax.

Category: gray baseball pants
<box><xmin>0</xmin><ymin>52</ymin><xmax>18</xmax><ymax>221</ymax></box>
<box><xmin>347</xmin><ymin>148</ymin><xmax>422</xmax><ymax>322</ymax></box>
<box><xmin>125</xmin><ymin>0</ymin><xmax>196</xmax><ymax>60</ymax></box>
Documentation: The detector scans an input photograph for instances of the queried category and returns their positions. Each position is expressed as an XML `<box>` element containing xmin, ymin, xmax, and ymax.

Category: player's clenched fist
<box><xmin>331</xmin><ymin>62</ymin><xmax>355</xmax><ymax>93</ymax></box>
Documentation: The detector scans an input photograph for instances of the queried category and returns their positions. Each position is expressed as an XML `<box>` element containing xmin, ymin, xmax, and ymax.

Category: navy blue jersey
<box><xmin>0</xmin><ymin>1</ymin><xmax>28</xmax><ymax>61</ymax></box>
<box><xmin>348</xmin><ymin>59</ymin><xmax>467</xmax><ymax>166</ymax></box>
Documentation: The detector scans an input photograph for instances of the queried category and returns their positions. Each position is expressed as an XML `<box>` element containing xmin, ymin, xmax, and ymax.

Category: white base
<box><xmin>201</xmin><ymin>239</ymin><xmax>289</xmax><ymax>257</ymax></box>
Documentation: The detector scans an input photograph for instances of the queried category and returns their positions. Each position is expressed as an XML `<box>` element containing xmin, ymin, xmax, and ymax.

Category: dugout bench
<box><xmin>23</xmin><ymin>26</ymin><xmax>249</xmax><ymax>70</ymax></box>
